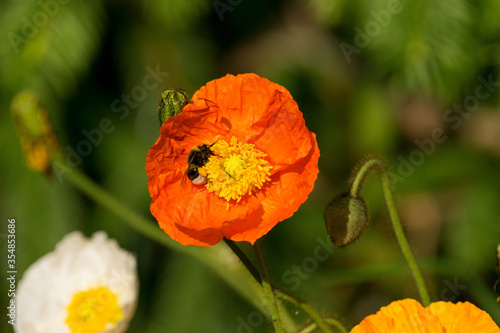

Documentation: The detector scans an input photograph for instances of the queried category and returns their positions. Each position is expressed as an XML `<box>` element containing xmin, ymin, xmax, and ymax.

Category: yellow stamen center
<box><xmin>66</xmin><ymin>286</ymin><xmax>123</xmax><ymax>333</ymax></box>
<box><xmin>205</xmin><ymin>137</ymin><xmax>272</xmax><ymax>202</ymax></box>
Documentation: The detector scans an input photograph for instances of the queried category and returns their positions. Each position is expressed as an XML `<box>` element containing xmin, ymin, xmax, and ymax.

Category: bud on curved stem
<box><xmin>324</xmin><ymin>156</ymin><xmax>431</xmax><ymax>306</ymax></box>
<box><xmin>158</xmin><ymin>88</ymin><xmax>188</xmax><ymax>125</ymax></box>
<box><xmin>11</xmin><ymin>91</ymin><xmax>60</xmax><ymax>174</ymax></box>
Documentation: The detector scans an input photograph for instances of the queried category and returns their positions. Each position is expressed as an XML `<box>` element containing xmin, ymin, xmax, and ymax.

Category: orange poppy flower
<box><xmin>350</xmin><ymin>298</ymin><xmax>500</xmax><ymax>332</ymax></box>
<box><xmin>146</xmin><ymin>73</ymin><xmax>320</xmax><ymax>246</ymax></box>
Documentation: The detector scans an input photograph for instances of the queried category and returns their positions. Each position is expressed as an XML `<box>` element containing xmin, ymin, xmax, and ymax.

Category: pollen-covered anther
<box><xmin>204</xmin><ymin>137</ymin><xmax>272</xmax><ymax>202</ymax></box>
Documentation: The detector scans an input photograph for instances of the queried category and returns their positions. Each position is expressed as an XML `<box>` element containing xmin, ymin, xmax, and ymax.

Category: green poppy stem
<box><xmin>350</xmin><ymin>158</ymin><xmax>431</xmax><ymax>307</ymax></box>
<box><xmin>297</xmin><ymin>323</ymin><xmax>318</xmax><ymax>333</ymax></box>
<box><xmin>223</xmin><ymin>238</ymin><xmax>261</xmax><ymax>283</ymax></box>
<box><xmin>380</xmin><ymin>171</ymin><xmax>431</xmax><ymax>306</ymax></box>
<box><xmin>350</xmin><ymin>158</ymin><xmax>383</xmax><ymax>198</ymax></box>
<box><xmin>253</xmin><ymin>240</ymin><xmax>286</xmax><ymax>333</ymax></box>
<box><xmin>275</xmin><ymin>289</ymin><xmax>347</xmax><ymax>333</ymax></box>
<box><xmin>325</xmin><ymin>319</ymin><xmax>349</xmax><ymax>333</ymax></box>
<box><xmin>226</xmin><ymin>239</ymin><xmax>343</xmax><ymax>332</ymax></box>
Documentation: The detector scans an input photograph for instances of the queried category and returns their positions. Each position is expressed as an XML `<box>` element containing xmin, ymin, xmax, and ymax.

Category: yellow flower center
<box><xmin>66</xmin><ymin>286</ymin><xmax>123</xmax><ymax>333</ymax></box>
<box><xmin>205</xmin><ymin>137</ymin><xmax>272</xmax><ymax>202</ymax></box>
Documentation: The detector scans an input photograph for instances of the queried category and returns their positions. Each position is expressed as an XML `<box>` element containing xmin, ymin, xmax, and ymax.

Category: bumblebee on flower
<box><xmin>146</xmin><ymin>73</ymin><xmax>320</xmax><ymax>247</ymax></box>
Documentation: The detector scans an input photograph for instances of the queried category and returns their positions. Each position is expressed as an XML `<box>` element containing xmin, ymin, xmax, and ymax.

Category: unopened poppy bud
<box><xmin>324</xmin><ymin>192</ymin><xmax>369</xmax><ymax>247</ymax></box>
<box><xmin>11</xmin><ymin>91</ymin><xmax>59</xmax><ymax>174</ymax></box>
<box><xmin>158</xmin><ymin>88</ymin><xmax>188</xmax><ymax>125</ymax></box>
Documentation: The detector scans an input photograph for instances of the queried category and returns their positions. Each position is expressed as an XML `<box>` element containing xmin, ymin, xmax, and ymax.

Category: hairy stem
<box><xmin>380</xmin><ymin>171</ymin><xmax>431</xmax><ymax>306</ymax></box>
<box><xmin>351</xmin><ymin>158</ymin><xmax>430</xmax><ymax>306</ymax></box>
<box><xmin>254</xmin><ymin>240</ymin><xmax>286</xmax><ymax>333</ymax></box>
<box><xmin>275</xmin><ymin>289</ymin><xmax>348</xmax><ymax>333</ymax></box>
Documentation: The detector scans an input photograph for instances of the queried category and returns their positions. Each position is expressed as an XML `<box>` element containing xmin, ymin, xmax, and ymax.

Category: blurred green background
<box><xmin>1</xmin><ymin>0</ymin><xmax>500</xmax><ymax>332</ymax></box>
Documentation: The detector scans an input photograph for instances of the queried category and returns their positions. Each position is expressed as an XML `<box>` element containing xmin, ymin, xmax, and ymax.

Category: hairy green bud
<box><xmin>158</xmin><ymin>88</ymin><xmax>188</xmax><ymax>125</ymax></box>
<box><xmin>324</xmin><ymin>192</ymin><xmax>369</xmax><ymax>247</ymax></box>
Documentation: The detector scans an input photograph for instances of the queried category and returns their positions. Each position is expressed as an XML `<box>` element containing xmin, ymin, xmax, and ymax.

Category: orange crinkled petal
<box><xmin>427</xmin><ymin>301</ymin><xmax>500</xmax><ymax>333</ymax></box>
<box><xmin>350</xmin><ymin>299</ymin><xmax>500</xmax><ymax>333</ymax></box>
<box><xmin>146</xmin><ymin>73</ymin><xmax>320</xmax><ymax>246</ymax></box>
<box><xmin>350</xmin><ymin>299</ymin><xmax>444</xmax><ymax>333</ymax></box>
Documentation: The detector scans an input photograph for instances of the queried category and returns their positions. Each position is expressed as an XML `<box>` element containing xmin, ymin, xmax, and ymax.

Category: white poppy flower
<box><xmin>16</xmin><ymin>231</ymin><xmax>139</xmax><ymax>333</ymax></box>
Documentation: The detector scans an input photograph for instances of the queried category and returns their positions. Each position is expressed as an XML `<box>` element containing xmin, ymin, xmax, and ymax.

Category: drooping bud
<box><xmin>158</xmin><ymin>88</ymin><xmax>188</xmax><ymax>125</ymax></box>
<box><xmin>324</xmin><ymin>192</ymin><xmax>369</xmax><ymax>247</ymax></box>
<box><xmin>11</xmin><ymin>91</ymin><xmax>59</xmax><ymax>174</ymax></box>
